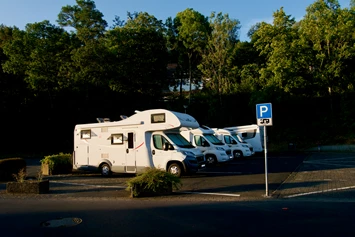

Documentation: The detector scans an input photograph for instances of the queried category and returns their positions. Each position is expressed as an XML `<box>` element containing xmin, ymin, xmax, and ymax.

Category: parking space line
<box><xmin>197</xmin><ymin>171</ymin><xmax>242</xmax><ymax>174</ymax></box>
<box><xmin>285</xmin><ymin>185</ymin><xmax>355</xmax><ymax>198</ymax></box>
<box><xmin>51</xmin><ymin>181</ymin><xmax>126</xmax><ymax>189</ymax></box>
<box><xmin>179</xmin><ymin>191</ymin><xmax>240</xmax><ymax>197</ymax></box>
<box><xmin>304</xmin><ymin>161</ymin><xmax>355</xmax><ymax>167</ymax></box>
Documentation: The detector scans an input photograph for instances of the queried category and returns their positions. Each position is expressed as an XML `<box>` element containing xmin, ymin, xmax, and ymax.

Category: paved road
<box><xmin>1</xmin><ymin>198</ymin><xmax>355</xmax><ymax>237</ymax></box>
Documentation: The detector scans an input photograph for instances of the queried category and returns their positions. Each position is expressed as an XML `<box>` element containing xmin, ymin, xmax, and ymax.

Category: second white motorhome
<box><xmin>180</xmin><ymin>126</ymin><xmax>232</xmax><ymax>166</ymax></box>
<box><xmin>73</xmin><ymin>109</ymin><xmax>206</xmax><ymax>178</ymax></box>
<box><xmin>224</xmin><ymin>124</ymin><xmax>264</xmax><ymax>153</ymax></box>
<box><xmin>212</xmin><ymin>128</ymin><xmax>254</xmax><ymax>159</ymax></box>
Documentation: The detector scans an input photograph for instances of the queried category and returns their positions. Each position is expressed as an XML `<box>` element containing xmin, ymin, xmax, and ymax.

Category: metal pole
<box><xmin>264</xmin><ymin>126</ymin><xmax>269</xmax><ymax>197</ymax></box>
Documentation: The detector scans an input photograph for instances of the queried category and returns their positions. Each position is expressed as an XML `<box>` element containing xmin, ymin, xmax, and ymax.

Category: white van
<box><xmin>212</xmin><ymin>128</ymin><xmax>254</xmax><ymax>158</ymax></box>
<box><xmin>180</xmin><ymin>126</ymin><xmax>232</xmax><ymax>166</ymax></box>
<box><xmin>73</xmin><ymin>109</ymin><xmax>206</xmax><ymax>177</ymax></box>
<box><xmin>224</xmin><ymin>124</ymin><xmax>264</xmax><ymax>153</ymax></box>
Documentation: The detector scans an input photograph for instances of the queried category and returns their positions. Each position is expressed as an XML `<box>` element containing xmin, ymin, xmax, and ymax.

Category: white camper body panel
<box><xmin>73</xmin><ymin>109</ymin><xmax>205</xmax><ymax>176</ymax></box>
<box><xmin>212</xmin><ymin>128</ymin><xmax>253</xmax><ymax>158</ymax></box>
<box><xmin>180</xmin><ymin>126</ymin><xmax>232</xmax><ymax>165</ymax></box>
<box><xmin>224</xmin><ymin>124</ymin><xmax>264</xmax><ymax>152</ymax></box>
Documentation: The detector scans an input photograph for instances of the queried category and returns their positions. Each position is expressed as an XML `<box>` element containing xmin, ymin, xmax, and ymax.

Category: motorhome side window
<box><xmin>151</xmin><ymin>113</ymin><xmax>165</xmax><ymax>123</ymax></box>
<box><xmin>153</xmin><ymin>135</ymin><xmax>169</xmax><ymax>150</ymax></box>
<box><xmin>194</xmin><ymin>135</ymin><xmax>208</xmax><ymax>147</ymax></box>
<box><xmin>111</xmin><ymin>134</ymin><xmax>123</xmax><ymax>145</ymax></box>
<box><xmin>81</xmin><ymin>130</ymin><xmax>91</xmax><ymax>139</ymax></box>
<box><xmin>224</xmin><ymin>136</ymin><xmax>233</xmax><ymax>144</ymax></box>
<box><xmin>241</xmin><ymin>130</ymin><xmax>256</xmax><ymax>139</ymax></box>
<box><xmin>128</xmin><ymin>132</ymin><xmax>134</xmax><ymax>149</ymax></box>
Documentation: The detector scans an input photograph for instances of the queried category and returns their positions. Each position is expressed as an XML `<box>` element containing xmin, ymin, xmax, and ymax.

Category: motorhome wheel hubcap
<box><xmin>102</xmin><ymin>166</ymin><xmax>109</xmax><ymax>175</ymax></box>
<box><xmin>170</xmin><ymin>166</ymin><xmax>179</xmax><ymax>174</ymax></box>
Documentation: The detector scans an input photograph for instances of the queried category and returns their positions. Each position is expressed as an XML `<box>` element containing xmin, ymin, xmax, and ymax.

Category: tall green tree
<box><xmin>198</xmin><ymin>12</ymin><xmax>240</xmax><ymax>96</ymax></box>
<box><xmin>299</xmin><ymin>0</ymin><xmax>355</xmax><ymax>96</ymax></box>
<box><xmin>57</xmin><ymin>0</ymin><xmax>111</xmax><ymax>88</ymax></box>
<box><xmin>174</xmin><ymin>8</ymin><xmax>211</xmax><ymax>104</ymax></box>
<box><xmin>106</xmin><ymin>12</ymin><xmax>168</xmax><ymax>97</ymax></box>
<box><xmin>2</xmin><ymin>21</ymin><xmax>73</xmax><ymax>92</ymax></box>
<box><xmin>253</xmin><ymin>8</ymin><xmax>311</xmax><ymax>96</ymax></box>
<box><xmin>57</xmin><ymin>0</ymin><xmax>107</xmax><ymax>44</ymax></box>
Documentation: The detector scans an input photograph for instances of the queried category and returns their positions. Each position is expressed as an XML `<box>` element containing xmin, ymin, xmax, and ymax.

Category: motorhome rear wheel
<box><xmin>168</xmin><ymin>163</ymin><xmax>182</xmax><ymax>177</ymax></box>
<box><xmin>100</xmin><ymin>163</ymin><xmax>111</xmax><ymax>176</ymax></box>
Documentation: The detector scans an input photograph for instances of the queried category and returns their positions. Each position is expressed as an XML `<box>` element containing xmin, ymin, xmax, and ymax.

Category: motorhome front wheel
<box><xmin>168</xmin><ymin>163</ymin><xmax>182</xmax><ymax>177</ymax></box>
<box><xmin>233</xmin><ymin>151</ymin><xmax>243</xmax><ymax>159</ymax></box>
<box><xmin>205</xmin><ymin>155</ymin><xmax>217</xmax><ymax>166</ymax></box>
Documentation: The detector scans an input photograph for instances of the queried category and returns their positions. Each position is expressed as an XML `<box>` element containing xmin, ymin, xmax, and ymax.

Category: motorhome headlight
<box><xmin>216</xmin><ymin>147</ymin><xmax>225</xmax><ymax>151</ymax></box>
<box><xmin>242</xmin><ymin>145</ymin><xmax>249</xmax><ymax>148</ymax></box>
<box><xmin>182</xmin><ymin>151</ymin><xmax>195</xmax><ymax>156</ymax></box>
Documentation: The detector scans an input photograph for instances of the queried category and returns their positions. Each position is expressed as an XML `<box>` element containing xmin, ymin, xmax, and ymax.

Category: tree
<box><xmin>57</xmin><ymin>0</ymin><xmax>107</xmax><ymax>44</ymax></box>
<box><xmin>57</xmin><ymin>0</ymin><xmax>112</xmax><ymax>88</ymax></box>
<box><xmin>299</xmin><ymin>0</ymin><xmax>355</xmax><ymax>96</ymax></box>
<box><xmin>106</xmin><ymin>12</ymin><xmax>168</xmax><ymax>97</ymax></box>
<box><xmin>174</xmin><ymin>8</ymin><xmax>211</xmax><ymax>104</ymax></box>
<box><xmin>2</xmin><ymin>21</ymin><xmax>73</xmax><ymax>93</ymax></box>
<box><xmin>198</xmin><ymin>12</ymin><xmax>240</xmax><ymax>96</ymax></box>
<box><xmin>253</xmin><ymin>8</ymin><xmax>311</xmax><ymax>96</ymax></box>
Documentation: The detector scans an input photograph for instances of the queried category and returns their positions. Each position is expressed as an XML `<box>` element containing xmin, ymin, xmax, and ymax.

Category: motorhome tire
<box><xmin>233</xmin><ymin>151</ymin><xmax>243</xmax><ymax>159</ymax></box>
<box><xmin>168</xmin><ymin>163</ymin><xmax>182</xmax><ymax>177</ymax></box>
<box><xmin>100</xmin><ymin>163</ymin><xmax>111</xmax><ymax>176</ymax></box>
<box><xmin>205</xmin><ymin>155</ymin><xmax>217</xmax><ymax>166</ymax></box>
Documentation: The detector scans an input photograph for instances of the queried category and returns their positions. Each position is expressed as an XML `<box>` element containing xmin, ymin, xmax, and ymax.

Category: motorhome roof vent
<box><xmin>120</xmin><ymin>115</ymin><xmax>128</xmax><ymax>120</ymax></box>
<box><xmin>96</xmin><ymin>118</ymin><xmax>111</xmax><ymax>123</ymax></box>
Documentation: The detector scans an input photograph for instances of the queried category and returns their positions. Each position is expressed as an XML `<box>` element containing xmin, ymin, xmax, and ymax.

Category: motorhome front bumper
<box><xmin>184</xmin><ymin>155</ymin><xmax>205</xmax><ymax>173</ymax></box>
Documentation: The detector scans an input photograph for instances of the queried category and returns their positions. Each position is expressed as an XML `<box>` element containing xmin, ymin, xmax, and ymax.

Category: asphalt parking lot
<box><xmin>1</xmin><ymin>151</ymin><xmax>355</xmax><ymax>201</ymax></box>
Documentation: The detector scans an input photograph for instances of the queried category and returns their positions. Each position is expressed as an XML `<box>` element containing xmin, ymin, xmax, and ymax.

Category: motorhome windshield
<box><xmin>166</xmin><ymin>133</ymin><xmax>195</xmax><ymax>148</ymax></box>
<box><xmin>204</xmin><ymin>134</ymin><xmax>224</xmax><ymax>145</ymax></box>
<box><xmin>232</xmin><ymin>134</ymin><xmax>247</xmax><ymax>143</ymax></box>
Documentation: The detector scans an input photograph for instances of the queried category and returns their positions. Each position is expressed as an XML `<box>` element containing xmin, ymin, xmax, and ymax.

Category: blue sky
<box><xmin>0</xmin><ymin>0</ymin><xmax>350</xmax><ymax>42</ymax></box>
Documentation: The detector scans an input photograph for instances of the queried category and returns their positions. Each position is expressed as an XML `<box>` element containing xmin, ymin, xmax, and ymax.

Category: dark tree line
<box><xmin>1</xmin><ymin>0</ymin><xmax>355</xmax><ymax>155</ymax></box>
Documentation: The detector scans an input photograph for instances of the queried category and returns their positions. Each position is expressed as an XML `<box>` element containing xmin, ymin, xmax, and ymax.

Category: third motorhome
<box><xmin>73</xmin><ymin>109</ymin><xmax>206</xmax><ymax>177</ymax></box>
<box><xmin>224</xmin><ymin>124</ymin><xmax>264</xmax><ymax>153</ymax></box>
<box><xmin>212</xmin><ymin>128</ymin><xmax>254</xmax><ymax>158</ymax></box>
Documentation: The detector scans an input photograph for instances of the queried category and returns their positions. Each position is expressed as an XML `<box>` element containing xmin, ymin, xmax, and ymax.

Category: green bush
<box><xmin>0</xmin><ymin>158</ymin><xmax>26</xmax><ymax>181</ymax></box>
<box><xmin>126</xmin><ymin>167</ymin><xmax>182</xmax><ymax>197</ymax></box>
<box><xmin>40</xmin><ymin>152</ymin><xmax>72</xmax><ymax>174</ymax></box>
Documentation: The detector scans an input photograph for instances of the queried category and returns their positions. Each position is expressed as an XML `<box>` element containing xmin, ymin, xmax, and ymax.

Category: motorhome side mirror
<box><xmin>164</xmin><ymin>142</ymin><xmax>172</xmax><ymax>151</ymax></box>
<box><xmin>202</xmin><ymin>141</ymin><xmax>209</xmax><ymax>147</ymax></box>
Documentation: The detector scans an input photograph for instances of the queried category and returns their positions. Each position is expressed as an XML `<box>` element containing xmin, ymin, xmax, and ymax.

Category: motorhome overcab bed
<box><xmin>73</xmin><ymin>109</ymin><xmax>206</xmax><ymax>177</ymax></box>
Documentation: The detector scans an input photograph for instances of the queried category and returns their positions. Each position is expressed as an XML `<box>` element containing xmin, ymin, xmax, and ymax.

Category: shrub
<box><xmin>40</xmin><ymin>152</ymin><xmax>72</xmax><ymax>175</ymax></box>
<box><xmin>126</xmin><ymin>167</ymin><xmax>182</xmax><ymax>197</ymax></box>
<box><xmin>12</xmin><ymin>168</ymin><xmax>27</xmax><ymax>183</ymax></box>
<box><xmin>0</xmin><ymin>158</ymin><xmax>26</xmax><ymax>181</ymax></box>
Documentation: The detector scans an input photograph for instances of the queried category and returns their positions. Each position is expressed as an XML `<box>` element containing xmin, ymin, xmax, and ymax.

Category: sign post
<box><xmin>256</xmin><ymin>103</ymin><xmax>273</xmax><ymax>197</ymax></box>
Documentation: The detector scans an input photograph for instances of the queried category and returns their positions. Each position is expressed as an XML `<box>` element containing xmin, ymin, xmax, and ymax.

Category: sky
<box><xmin>0</xmin><ymin>0</ymin><xmax>351</xmax><ymax>42</ymax></box>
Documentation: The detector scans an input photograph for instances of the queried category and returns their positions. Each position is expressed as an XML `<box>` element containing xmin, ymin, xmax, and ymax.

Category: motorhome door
<box><xmin>152</xmin><ymin>134</ymin><xmax>171</xmax><ymax>168</ymax></box>
<box><xmin>125</xmin><ymin>131</ymin><xmax>136</xmax><ymax>173</ymax></box>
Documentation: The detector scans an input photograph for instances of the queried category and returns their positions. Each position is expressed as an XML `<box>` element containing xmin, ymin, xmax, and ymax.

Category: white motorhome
<box><xmin>180</xmin><ymin>126</ymin><xmax>232</xmax><ymax>166</ymax></box>
<box><xmin>212</xmin><ymin>128</ymin><xmax>254</xmax><ymax>158</ymax></box>
<box><xmin>73</xmin><ymin>109</ymin><xmax>206</xmax><ymax>177</ymax></box>
<box><xmin>224</xmin><ymin>124</ymin><xmax>264</xmax><ymax>153</ymax></box>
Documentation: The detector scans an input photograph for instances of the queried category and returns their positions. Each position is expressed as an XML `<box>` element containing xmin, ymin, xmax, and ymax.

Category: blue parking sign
<box><xmin>256</xmin><ymin>103</ymin><xmax>272</xmax><ymax>126</ymax></box>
